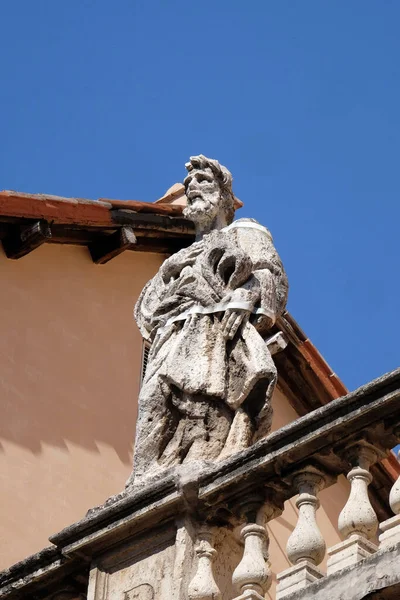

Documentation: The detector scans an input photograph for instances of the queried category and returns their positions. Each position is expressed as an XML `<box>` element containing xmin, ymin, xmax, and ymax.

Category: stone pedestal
<box><xmin>83</xmin><ymin>519</ymin><xmax>244</xmax><ymax>600</ymax></box>
<box><xmin>233</xmin><ymin>591</ymin><xmax>264</xmax><ymax>600</ymax></box>
<box><xmin>50</xmin><ymin>467</ymin><xmax>246</xmax><ymax>600</ymax></box>
<box><xmin>276</xmin><ymin>560</ymin><xmax>324</xmax><ymax>599</ymax></box>
<box><xmin>326</xmin><ymin>535</ymin><xmax>377</xmax><ymax>575</ymax></box>
<box><xmin>379</xmin><ymin>514</ymin><xmax>400</xmax><ymax>549</ymax></box>
<box><xmin>86</xmin><ymin>524</ymin><xmax>185</xmax><ymax>600</ymax></box>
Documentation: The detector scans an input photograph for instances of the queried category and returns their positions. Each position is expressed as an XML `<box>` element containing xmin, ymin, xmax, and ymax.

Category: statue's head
<box><xmin>183</xmin><ymin>155</ymin><xmax>235</xmax><ymax>227</ymax></box>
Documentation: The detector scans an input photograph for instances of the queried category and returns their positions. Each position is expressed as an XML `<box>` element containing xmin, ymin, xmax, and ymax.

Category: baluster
<box><xmin>380</xmin><ymin>443</ymin><xmax>400</xmax><ymax>548</ymax></box>
<box><xmin>232</xmin><ymin>499</ymin><xmax>280</xmax><ymax>600</ymax></box>
<box><xmin>276</xmin><ymin>467</ymin><xmax>326</xmax><ymax>599</ymax></box>
<box><xmin>188</xmin><ymin>528</ymin><xmax>221</xmax><ymax>600</ymax></box>
<box><xmin>389</xmin><ymin>459</ymin><xmax>400</xmax><ymax>514</ymax></box>
<box><xmin>327</xmin><ymin>441</ymin><xmax>378</xmax><ymax>575</ymax></box>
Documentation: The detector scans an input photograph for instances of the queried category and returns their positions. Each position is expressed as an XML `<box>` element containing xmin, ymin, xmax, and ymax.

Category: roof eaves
<box><xmin>0</xmin><ymin>191</ymin><xmax>186</xmax><ymax>227</ymax></box>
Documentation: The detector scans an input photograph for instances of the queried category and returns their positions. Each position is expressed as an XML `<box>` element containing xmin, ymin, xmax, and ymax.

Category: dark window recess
<box><xmin>141</xmin><ymin>341</ymin><xmax>151</xmax><ymax>383</ymax></box>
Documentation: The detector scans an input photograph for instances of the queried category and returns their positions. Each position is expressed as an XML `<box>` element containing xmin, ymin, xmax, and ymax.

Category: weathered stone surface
<box><xmin>128</xmin><ymin>155</ymin><xmax>288</xmax><ymax>485</ymax></box>
<box><xmin>379</xmin><ymin>450</ymin><xmax>400</xmax><ymax>550</ymax></box>
<box><xmin>187</xmin><ymin>528</ymin><xmax>221</xmax><ymax>599</ymax></box>
<box><xmin>276</xmin><ymin>560</ymin><xmax>324</xmax><ymax>599</ymax></box>
<box><xmin>0</xmin><ymin>545</ymin><xmax>86</xmax><ymax>600</ymax></box>
<box><xmin>276</xmin><ymin>469</ymin><xmax>326</xmax><ymax>598</ymax></box>
<box><xmin>285</xmin><ymin>469</ymin><xmax>326</xmax><ymax>566</ymax></box>
<box><xmin>379</xmin><ymin>514</ymin><xmax>400</xmax><ymax>548</ymax></box>
<box><xmin>3</xmin><ymin>368</ymin><xmax>400</xmax><ymax>599</ymax></box>
<box><xmin>47</xmin><ymin>368</ymin><xmax>400</xmax><ymax>561</ymax></box>
<box><xmin>86</xmin><ymin>521</ymin><xmax>241</xmax><ymax>600</ymax></box>
<box><xmin>279</xmin><ymin>543</ymin><xmax>400</xmax><ymax>600</ymax></box>
<box><xmin>327</xmin><ymin>535</ymin><xmax>378</xmax><ymax>575</ymax></box>
<box><xmin>86</xmin><ymin>525</ymin><xmax>178</xmax><ymax>600</ymax></box>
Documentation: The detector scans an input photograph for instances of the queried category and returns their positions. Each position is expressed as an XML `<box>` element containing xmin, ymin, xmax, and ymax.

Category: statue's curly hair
<box><xmin>184</xmin><ymin>154</ymin><xmax>235</xmax><ymax>224</ymax></box>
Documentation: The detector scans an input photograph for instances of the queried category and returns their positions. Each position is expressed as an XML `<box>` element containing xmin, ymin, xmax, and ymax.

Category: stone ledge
<box><xmin>48</xmin><ymin>368</ymin><xmax>400</xmax><ymax>559</ymax></box>
<box><xmin>0</xmin><ymin>546</ymin><xmax>86</xmax><ymax>600</ymax></box>
<box><xmin>279</xmin><ymin>542</ymin><xmax>400</xmax><ymax>600</ymax></box>
<box><xmin>2</xmin><ymin>368</ymin><xmax>400</xmax><ymax>598</ymax></box>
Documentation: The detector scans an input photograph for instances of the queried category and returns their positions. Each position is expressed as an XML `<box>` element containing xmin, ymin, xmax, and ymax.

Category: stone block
<box><xmin>232</xmin><ymin>591</ymin><xmax>264</xmax><ymax>600</ymax></box>
<box><xmin>86</xmin><ymin>525</ymin><xmax>180</xmax><ymax>600</ymax></box>
<box><xmin>276</xmin><ymin>560</ymin><xmax>324</xmax><ymax>599</ymax></box>
<box><xmin>326</xmin><ymin>535</ymin><xmax>377</xmax><ymax>575</ymax></box>
<box><xmin>379</xmin><ymin>514</ymin><xmax>400</xmax><ymax>549</ymax></box>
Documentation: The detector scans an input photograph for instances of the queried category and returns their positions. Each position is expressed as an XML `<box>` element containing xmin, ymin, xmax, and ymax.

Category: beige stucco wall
<box><xmin>0</xmin><ymin>243</ymin><xmax>164</xmax><ymax>569</ymax></box>
<box><xmin>0</xmin><ymin>242</ymin><xmax>348</xmax><ymax>582</ymax></box>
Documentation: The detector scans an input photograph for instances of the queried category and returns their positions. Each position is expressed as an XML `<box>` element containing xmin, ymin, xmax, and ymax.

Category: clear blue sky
<box><xmin>1</xmin><ymin>1</ymin><xmax>399</xmax><ymax>391</ymax></box>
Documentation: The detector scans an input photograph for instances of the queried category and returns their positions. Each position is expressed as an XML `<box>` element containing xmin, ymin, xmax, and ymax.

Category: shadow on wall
<box><xmin>0</xmin><ymin>244</ymin><xmax>162</xmax><ymax>464</ymax></box>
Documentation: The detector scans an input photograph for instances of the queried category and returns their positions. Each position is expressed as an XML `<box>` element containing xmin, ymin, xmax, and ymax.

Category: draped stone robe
<box><xmin>130</xmin><ymin>218</ymin><xmax>288</xmax><ymax>482</ymax></box>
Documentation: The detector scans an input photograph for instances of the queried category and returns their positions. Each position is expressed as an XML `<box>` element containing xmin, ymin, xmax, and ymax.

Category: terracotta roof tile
<box><xmin>0</xmin><ymin>190</ymin><xmax>186</xmax><ymax>227</ymax></box>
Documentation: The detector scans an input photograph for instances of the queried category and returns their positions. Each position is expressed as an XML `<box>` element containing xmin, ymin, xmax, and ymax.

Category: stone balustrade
<box><xmin>182</xmin><ymin>370</ymin><xmax>400</xmax><ymax>599</ymax></box>
<box><xmin>271</xmin><ymin>441</ymin><xmax>400</xmax><ymax>599</ymax></box>
<box><xmin>379</xmin><ymin>442</ymin><xmax>400</xmax><ymax>550</ymax></box>
<box><xmin>186</xmin><ymin>445</ymin><xmax>400</xmax><ymax>600</ymax></box>
<box><xmin>188</xmin><ymin>529</ymin><xmax>221</xmax><ymax>600</ymax></box>
<box><xmin>231</xmin><ymin>499</ymin><xmax>275</xmax><ymax>600</ymax></box>
<box><xmin>276</xmin><ymin>468</ymin><xmax>326</xmax><ymax>598</ymax></box>
<box><xmin>4</xmin><ymin>369</ymin><xmax>400</xmax><ymax>600</ymax></box>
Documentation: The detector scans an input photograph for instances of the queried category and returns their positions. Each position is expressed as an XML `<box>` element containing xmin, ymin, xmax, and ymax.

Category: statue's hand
<box><xmin>221</xmin><ymin>309</ymin><xmax>250</xmax><ymax>340</ymax></box>
<box><xmin>161</xmin><ymin>243</ymin><xmax>203</xmax><ymax>283</ymax></box>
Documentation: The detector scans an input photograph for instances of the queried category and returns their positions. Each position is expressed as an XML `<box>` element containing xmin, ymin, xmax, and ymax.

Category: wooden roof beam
<box><xmin>2</xmin><ymin>220</ymin><xmax>52</xmax><ymax>259</ymax></box>
<box><xmin>89</xmin><ymin>226</ymin><xmax>137</xmax><ymax>264</ymax></box>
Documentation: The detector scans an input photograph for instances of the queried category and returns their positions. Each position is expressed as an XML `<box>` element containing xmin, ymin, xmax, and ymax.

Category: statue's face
<box><xmin>184</xmin><ymin>167</ymin><xmax>221</xmax><ymax>225</ymax></box>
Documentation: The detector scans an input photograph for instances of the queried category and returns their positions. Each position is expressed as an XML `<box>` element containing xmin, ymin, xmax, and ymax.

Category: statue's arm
<box><xmin>134</xmin><ymin>274</ymin><xmax>164</xmax><ymax>341</ymax></box>
<box><xmin>258</xmin><ymin>241</ymin><xmax>288</xmax><ymax>316</ymax></box>
<box><xmin>134</xmin><ymin>245</ymin><xmax>203</xmax><ymax>340</ymax></box>
<box><xmin>228</xmin><ymin>219</ymin><xmax>288</xmax><ymax>330</ymax></box>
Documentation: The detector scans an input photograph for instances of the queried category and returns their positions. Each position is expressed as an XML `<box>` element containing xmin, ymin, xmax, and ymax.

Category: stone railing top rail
<box><xmin>47</xmin><ymin>367</ymin><xmax>400</xmax><ymax>560</ymax></box>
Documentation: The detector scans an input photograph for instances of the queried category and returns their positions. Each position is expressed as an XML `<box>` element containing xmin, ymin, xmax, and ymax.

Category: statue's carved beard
<box><xmin>184</xmin><ymin>193</ymin><xmax>220</xmax><ymax>226</ymax></box>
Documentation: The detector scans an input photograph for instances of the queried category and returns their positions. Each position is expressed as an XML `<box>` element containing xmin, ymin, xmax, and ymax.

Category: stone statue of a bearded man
<box><xmin>128</xmin><ymin>155</ymin><xmax>288</xmax><ymax>485</ymax></box>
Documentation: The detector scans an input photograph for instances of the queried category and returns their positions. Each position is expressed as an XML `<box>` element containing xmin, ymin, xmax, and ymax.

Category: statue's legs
<box><xmin>128</xmin><ymin>370</ymin><xmax>277</xmax><ymax>488</ymax></box>
<box><xmin>127</xmin><ymin>373</ymin><xmax>178</xmax><ymax>485</ymax></box>
<box><xmin>158</xmin><ymin>394</ymin><xmax>234</xmax><ymax>467</ymax></box>
<box><xmin>128</xmin><ymin>377</ymin><xmax>234</xmax><ymax>487</ymax></box>
<box><xmin>253</xmin><ymin>373</ymin><xmax>277</xmax><ymax>442</ymax></box>
<box><xmin>183</xmin><ymin>399</ymin><xmax>233</xmax><ymax>462</ymax></box>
